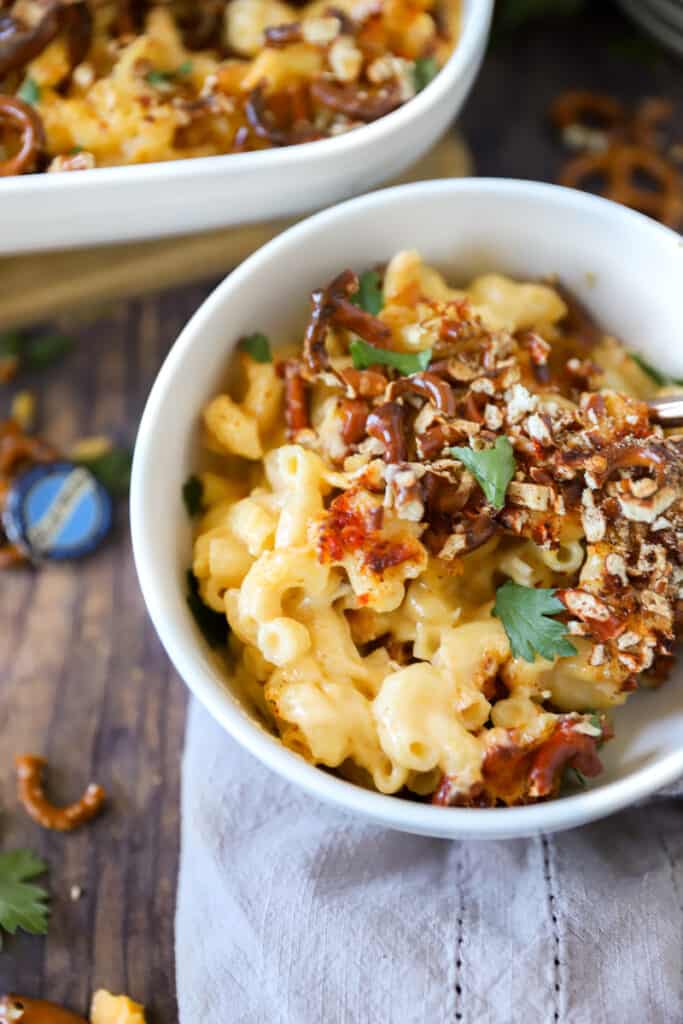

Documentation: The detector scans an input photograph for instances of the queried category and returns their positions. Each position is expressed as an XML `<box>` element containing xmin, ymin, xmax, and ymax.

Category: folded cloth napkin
<box><xmin>177</xmin><ymin>701</ymin><xmax>683</xmax><ymax>1024</ymax></box>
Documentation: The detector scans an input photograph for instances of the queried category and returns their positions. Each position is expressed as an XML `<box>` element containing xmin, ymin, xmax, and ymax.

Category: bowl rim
<box><xmin>131</xmin><ymin>177</ymin><xmax>683</xmax><ymax>838</ymax></box>
<box><xmin>0</xmin><ymin>0</ymin><xmax>493</xmax><ymax>196</ymax></box>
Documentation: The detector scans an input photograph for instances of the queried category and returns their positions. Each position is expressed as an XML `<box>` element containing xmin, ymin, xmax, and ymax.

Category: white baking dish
<box><xmin>0</xmin><ymin>0</ymin><xmax>492</xmax><ymax>255</ymax></box>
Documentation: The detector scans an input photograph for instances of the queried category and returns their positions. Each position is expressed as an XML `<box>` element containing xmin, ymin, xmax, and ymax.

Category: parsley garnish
<box><xmin>24</xmin><ymin>333</ymin><xmax>74</xmax><ymax>369</ymax></box>
<box><xmin>146</xmin><ymin>69</ymin><xmax>171</xmax><ymax>85</ymax></box>
<box><xmin>493</xmin><ymin>581</ymin><xmax>578</xmax><ymax>663</ymax></box>
<box><xmin>630</xmin><ymin>352</ymin><xmax>683</xmax><ymax>388</ymax></box>
<box><xmin>450</xmin><ymin>436</ymin><xmax>516</xmax><ymax>510</ymax></box>
<box><xmin>0</xmin><ymin>332</ymin><xmax>22</xmax><ymax>382</ymax></box>
<box><xmin>0</xmin><ymin>850</ymin><xmax>49</xmax><ymax>938</ymax></box>
<box><xmin>0</xmin><ymin>331</ymin><xmax>75</xmax><ymax>376</ymax></box>
<box><xmin>186</xmin><ymin>570</ymin><xmax>229</xmax><ymax>648</ymax></box>
<box><xmin>146</xmin><ymin>61</ymin><xmax>193</xmax><ymax>85</ymax></box>
<box><xmin>18</xmin><ymin>77</ymin><xmax>40</xmax><ymax>105</ymax></box>
<box><xmin>350</xmin><ymin>338</ymin><xmax>431</xmax><ymax>375</ymax></box>
<box><xmin>76</xmin><ymin>447</ymin><xmax>133</xmax><ymax>497</ymax></box>
<box><xmin>183</xmin><ymin>475</ymin><xmax>204</xmax><ymax>517</ymax></box>
<box><xmin>0</xmin><ymin>331</ymin><xmax>22</xmax><ymax>359</ymax></box>
<box><xmin>574</xmin><ymin>711</ymin><xmax>605</xmax><ymax>744</ymax></box>
<box><xmin>351</xmin><ymin>270</ymin><xmax>384</xmax><ymax>316</ymax></box>
<box><xmin>238</xmin><ymin>333</ymin><xmax>272</xmax><ymax>363</ymax></box>
<box><xmin>564</xmin><ymin>766</ymin><xmax>587</xmax><ymax>788</ymax></box>
<box><xmin>413</xmin><ymin>57</ymin><xmax>440</xmax><ymax>92</ymax></box>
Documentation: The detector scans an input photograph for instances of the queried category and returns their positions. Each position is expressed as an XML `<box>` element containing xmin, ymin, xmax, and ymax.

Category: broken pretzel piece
<box><xmin>551</xmin><ymin>91</ymin><xmax>683</xmax><ymax>228</ymax></box>
<box><xmin>15</xmin><ymin>755</ymin><xmax>106</xmax><ymax>832</ymax></box>
<box><xmin>550</xmin><ymin>89</ymin><xmax>626</xmax><ymax>151</ymax></box>
<box><xmin>0</xmin><ymin>994</ymin><xmax>87</xmax><ymax>1024</ymax></box>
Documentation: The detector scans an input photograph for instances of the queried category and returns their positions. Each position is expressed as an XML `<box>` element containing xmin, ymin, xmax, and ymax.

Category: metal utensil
<box><xmin>648</xmin><ymin>395</ymin><xmax>683</xmax><ymax>427</ymax></box>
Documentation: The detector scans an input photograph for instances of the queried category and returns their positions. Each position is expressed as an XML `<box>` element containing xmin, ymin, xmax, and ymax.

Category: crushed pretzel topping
<box><xmin>193</xmin><ymin>254</ymin><xmax>683</xmax><ymax>811</ymax></box>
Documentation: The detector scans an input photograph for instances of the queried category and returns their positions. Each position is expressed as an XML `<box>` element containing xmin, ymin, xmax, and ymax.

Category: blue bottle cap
<box><xmin>2</xmin><ymin>461</ymin><xmax>113</xmax><ymax>562</ymax></box>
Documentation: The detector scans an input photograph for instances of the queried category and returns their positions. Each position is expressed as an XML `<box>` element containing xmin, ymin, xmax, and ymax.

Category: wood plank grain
<box><xmin>0</xmin><ymin>135</ymin><xmax>472</xmax><ymax>332</ymax></box>
<box><xmin>0</xmin><ymin>288</ymin><xmax>211</xmax><ymax>1019</ymax></box>
<box><xmin>460</xmin><ymin>7</ymin><xmax>683</xmax><ymax>181</ymax></box>
<box><xmin>0</xmin><ymin>5</ymin><xmax>681</xmax><ymax>1018</ymax></box>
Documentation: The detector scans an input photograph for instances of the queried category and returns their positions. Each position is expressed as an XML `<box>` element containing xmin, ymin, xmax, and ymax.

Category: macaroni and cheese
<box><xmin>188</xmin><ymin>250</ymin><xmax>683</xmax><ymax>807</ymax></box>
<box><xmin>0</xmin><ymin>0</ymin><xmax>459</xmax><ymax>175</ymax></box>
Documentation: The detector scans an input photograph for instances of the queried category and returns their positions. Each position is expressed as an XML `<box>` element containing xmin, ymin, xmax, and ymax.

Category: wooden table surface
<box><xmin>1</xmin><ymin>5</ymin><xmax>681</xmax><ymax>1020</ymax></box>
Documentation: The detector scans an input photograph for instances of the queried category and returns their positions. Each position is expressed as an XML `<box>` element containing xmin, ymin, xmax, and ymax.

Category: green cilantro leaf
<box><xmin>630</xmin><ymin>352</ymin><xmax>683</xmax><ymax>388</ymax></box>
<box><xmin>450</xmin><ymin>436</ymin><xmax>516</xmax><ymax>510</ymax></box>
<box><xmin>18</xmin><ymin>77</ymin><xmax>40</xmax><ymax>106</ymax></box>
<box><xmin>350</xmin><ymin>338</ymin><xmax>431</xmax><ymax>375</ymax></box>
<box><xmin>413</xmin><ymin>57</ymin><xmax>440</xmax><ymax>92</ymax></box>
<box><xmin>564</xmin><ymin>766</ymin><xmax>587</xmax><ymax>788</ymax></box>
<box><xmin>0</xmin><ymin>331</ymin><xmax>22</xmax><ymax>358</ymax></box>
<box><xmin>0</xmin><ymin>331</ymin><xmax>75</xmax><ymax>376</ymax></box>
<box><xmin>146</xmin><ymin>69</ymin><xmax>172</xmax><ymax>85</ymax></box>
<box><xmin>187</xmin><ymin>570</ymin><xmax>229</xmax><ymax>648</ymax></box>
<box><xmin>0</xmin><ymin>332</ymin><xmax>22</xmax><ymax>382</ymax></box>
<box><xmin>182</xmin><ymin>474</ymin><xmax>204</xmax><ymax>517</ymax></box>
<box><xmin>351</xmin><ymin>270</ymin><xmax>384</xmax><ymax>316</ymax></box>
<box><xmin>238</xmin><ymin>333</ymin><xmax>272</xmax><ymax>363</ymax></box>
<box><xmin>76</xmin><ymin>447</ymin><xmax>132</xmax><ymax>497</ymax></box>
<box><xmin>0</xmin><ymin>849</ymin><xmax>49</xmax><ymax>937</ymax></box>
<box><xmin>24</xmin><ymin>333</ymin><xmax>74</xmax><ymax>370</ymax></box>
<box><xmin>493</xmin><ymin>581</ymin><xmax>578</xmax><ymax>663</ymax></box>
<box><xmin>577</xmin><ymin>711</ymin><xmax>609</xmax><ymax>749</ymax></box>
<box><xmin>146</xmin><ymin>61</ymin><xmax>193</xmax><ymax>86</ymax></box>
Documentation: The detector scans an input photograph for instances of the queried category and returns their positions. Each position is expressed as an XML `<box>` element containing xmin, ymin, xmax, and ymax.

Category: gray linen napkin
<box><xmin>177</xmin><ymin>700</ymin><xmax>683</xmax><ymax>1024</ymax></box>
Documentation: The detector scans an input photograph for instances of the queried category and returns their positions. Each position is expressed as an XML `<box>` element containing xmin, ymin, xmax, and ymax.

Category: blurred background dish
<box><xmin>648</xmin><ymin>0</ymin><xmax>683</xmax><ymax>30</ymax></box>
<box><xmin>0</xmin><ymin>134</ymin><xmax>472</xmax><ymax>329</ymax></box>
<box><xmin>0</xmin><ymin>0</ymin><xmax>493</xmax><ymax>255</ymax></box>
<box><xmin>618</xmin><ymin>0</ymin><xmax>683</xmax><ymax>56</ymax></box>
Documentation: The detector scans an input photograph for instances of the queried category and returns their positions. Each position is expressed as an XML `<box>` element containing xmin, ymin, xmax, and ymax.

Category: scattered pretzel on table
<box><xmin>551</xmin><ymin>90</ymin><xmax>683</xmax><ymax>228</ymax></box>
<box><xmin>551</xmin><ymin>90</ymin><xmax>677</xmax><ymax>150</ymax></box>
<box><xmin>632</xmin><ymin>97</ymin><xmax>676</xmax><ymax>149</ymax></box>
<box><xmin>551</xmin><ymin>89</ymin><xmax>627</xmax><ymax>148</ymax></box>
<box><xmin>15</xmin><ymin>754</ymin><xmax>106</xmax><ymax>832</ymax></box>
<box><xmin>559</xmin><ymin>144</ymin><xmax>683</xmax><ymax>228</ymax></box>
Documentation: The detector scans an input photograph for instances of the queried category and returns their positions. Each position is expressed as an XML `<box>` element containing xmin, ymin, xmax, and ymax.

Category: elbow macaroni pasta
<box><xmin>5</xmin><ymin>1</ymin><xmax>460</xmax><ymax>174</ymax></box>
<box><xmin>188</xmin><ymin>250</ymin><xmax>682</xmax><ymax>806</ymax></box>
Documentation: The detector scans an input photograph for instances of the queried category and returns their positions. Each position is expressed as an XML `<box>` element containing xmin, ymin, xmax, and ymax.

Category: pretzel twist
<box><xmin>550</xmin><ymin>89</ymin><xmax>626</xmax><ymax>141</ymax></box>
<box><xmin>559</xmin><ymin>144</ymin><xmax>683</xmax><ymax>228</ymax></box>
<box><xmin>0</xmin><ymin>96</ymin><xmax>45</xmax><ymax>176</ymax></box>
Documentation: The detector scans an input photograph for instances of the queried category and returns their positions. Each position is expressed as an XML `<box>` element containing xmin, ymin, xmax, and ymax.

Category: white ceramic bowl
<box><xmin>0</xmin><ymin>0</ymin><xmax>492</xmax><ymax>255</ymax></box>
<box><xmin>131</xmin><ymin>179</ymin><xmax>683</xmax><ymax>840</ymax></box>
